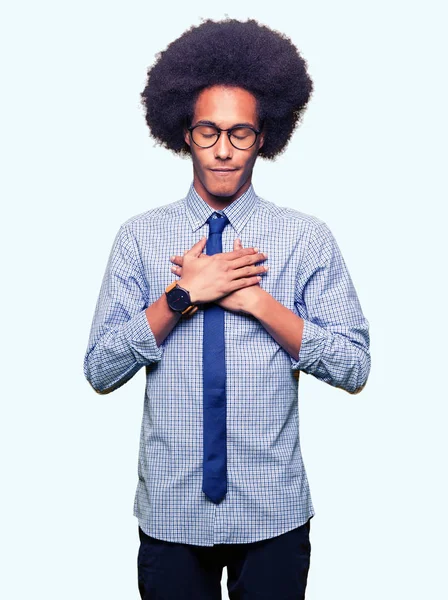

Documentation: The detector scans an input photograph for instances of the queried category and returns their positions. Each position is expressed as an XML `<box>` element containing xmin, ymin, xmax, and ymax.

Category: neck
<box><xmin>193</xmin><ymin>176</ymin><xmax>252</xmax><ymax>210</ymax></box>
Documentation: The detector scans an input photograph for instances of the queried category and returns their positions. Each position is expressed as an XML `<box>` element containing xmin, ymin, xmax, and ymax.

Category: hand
<box><xmin>169</xmin><ymin>237</ymin><xmax>268</xmax><ymax>306</ymax></box>
<box><xmin>214</xmin><ymin>238</ymin><xmax>267</xmax><ymax>314</ymax></box>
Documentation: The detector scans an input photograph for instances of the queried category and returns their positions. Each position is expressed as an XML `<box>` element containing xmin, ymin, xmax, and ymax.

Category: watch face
<box><xmin>167</xmin><ymin>286</ymin><xmax>191</xmax><ymax>311</ymax></box>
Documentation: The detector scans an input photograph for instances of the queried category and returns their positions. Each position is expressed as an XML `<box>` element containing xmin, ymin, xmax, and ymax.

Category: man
<box><xmin>84</xmin><ymin>17</ymin><xmax>370</xmax><ymax>599</ymax></box>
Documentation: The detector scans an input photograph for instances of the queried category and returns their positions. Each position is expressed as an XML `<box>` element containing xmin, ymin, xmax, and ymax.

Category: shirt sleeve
<box><xmin>291</xmin><ymin>221</ymin><xmax>371</xmax><ymax>394</ymax></box>
<box><xmin>83</xmin><ymin>223</ymin><xmax>164</xmax><ymax>394</ymax></box>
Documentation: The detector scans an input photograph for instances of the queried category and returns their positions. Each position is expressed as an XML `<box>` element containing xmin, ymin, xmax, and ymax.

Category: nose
<box><xmin>214</xmin><ymin>132</ymin><xmax>233</xmax><ymax>159</ymax></box>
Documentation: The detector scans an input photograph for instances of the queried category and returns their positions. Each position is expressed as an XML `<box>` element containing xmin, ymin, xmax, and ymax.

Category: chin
<box><xmin>212</xmin><ymin>187</ymin><xmax>237</xmax><ymax>197</ymax></box>
<box><xmin>205</xmin><ymin>181</ymin><xmax>237</xmax><ymax>198</ymax></box>
<box><xmin>213</xmin><ymin>175</ymin><xmax>245</xmax><ymax>192</ymax></box>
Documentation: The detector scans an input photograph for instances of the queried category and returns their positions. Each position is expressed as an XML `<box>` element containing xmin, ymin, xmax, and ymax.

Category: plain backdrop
<box><xmin>1</xmin><ymin>1</ymin><xmax>447</xmax><ymax>598</ymax></box>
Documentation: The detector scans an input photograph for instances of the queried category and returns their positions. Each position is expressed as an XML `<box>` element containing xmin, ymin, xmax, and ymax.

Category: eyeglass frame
<box><xmin>187</xmin><ymin>122</ymin><xmax>264</xmax><ymax>150</ymax></box>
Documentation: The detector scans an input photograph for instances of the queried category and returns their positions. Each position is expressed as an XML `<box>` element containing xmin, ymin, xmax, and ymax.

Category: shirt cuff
<box><xmin>290</xmin><ymin>318</ymin><xmax>328</xmax><ymax>371</ymax></box>
<box><xmin>121</xmin><ymin>309</ymin><xmax>164</xmax><ymax>364</ymax></box>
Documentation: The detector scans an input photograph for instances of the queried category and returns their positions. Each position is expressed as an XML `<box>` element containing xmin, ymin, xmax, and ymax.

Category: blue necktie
<box><xmin>202</xmin><ymin>212</ymin><xmax>229</xmax><ymax>504</ymax></box>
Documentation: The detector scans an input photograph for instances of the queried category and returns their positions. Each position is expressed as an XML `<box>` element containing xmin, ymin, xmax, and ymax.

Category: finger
<box><xmin>233</xmin><ymin>238</ymin><xmax>241</xmax><ymax>251</ymax></box>
<box><xmin>189</xmin><ymin>236</ymin><xmax>207</xmax><ymax>258</ymax></box>
<box><xmin>230</xmin><ymin>263</ymin><xmax>268</xmax><ymax>280</ymax></box>
<box><xmin>171</xmin><ymin>236</ymin><xmax>206</xmax><ymax>264</ymax></box>
<box><xmin>170</xmin><ymin>264</ymin><xmax>182</xmax><ymax>275</ymax></box>
<box><xmin>230</xmin><ymin>250</ymin><xmax>267</xmax><ymax>271</ymax></box>
<box><xmin>170</xmin><ymin>254</ymin><xmax>183</xmax><ymax>266</ymax></box>
<box><xmin>224</xmin><ymin>246</ymin><xmax>259</xmax><ymax>260</ymax></box>
<box><xmin>228</xmin><ymin>274</ymin><xmax>262</xmax><ymax>292</ymax></box>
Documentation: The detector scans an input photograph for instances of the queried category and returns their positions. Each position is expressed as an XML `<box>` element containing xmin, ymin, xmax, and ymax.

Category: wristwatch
<box><xmin>165</xmin><ymin>281</ymin><xmax>198</xmax><ymax>317</ymax></box>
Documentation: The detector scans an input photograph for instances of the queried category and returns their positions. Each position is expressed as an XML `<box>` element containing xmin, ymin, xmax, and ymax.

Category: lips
<box><xmin>210</xmin><ymin>168</ymin><xmax>237</xmax><ymax>172</ymax></box>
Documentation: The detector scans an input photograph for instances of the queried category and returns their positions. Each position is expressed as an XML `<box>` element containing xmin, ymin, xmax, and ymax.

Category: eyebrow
<box><xmin>193</xmin><ymin>119</ymin><xmax>257</xmax><ymax>129</ymax></box>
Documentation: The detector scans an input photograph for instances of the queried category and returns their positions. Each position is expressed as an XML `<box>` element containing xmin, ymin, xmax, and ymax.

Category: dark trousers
<box><xmin>137</xmin><ymin>518</ymin><xmax>311</xmax><ymax>599</ymax></box>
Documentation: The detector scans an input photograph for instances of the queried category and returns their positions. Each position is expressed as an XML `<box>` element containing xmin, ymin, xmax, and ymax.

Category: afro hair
<box><xmin>140</xmin><ymin>17</ymin><xmax>314</xmax><ymax>160</ymax></box>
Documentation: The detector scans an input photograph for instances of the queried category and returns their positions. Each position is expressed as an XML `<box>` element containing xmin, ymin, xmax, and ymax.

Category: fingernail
<box><xmin>170</xmin><ymin>255</ymin><xmax>175</xmax><ymax>261</ymax></box>
<box><xmin>254</xmin><ymin>247</ymin><xmax>259</xmax><ymax>253</ymax></box>
<box><xmin>263</xmin><ymin>252</ymin><xmax>268</xmax><ymax>258</ymax></box>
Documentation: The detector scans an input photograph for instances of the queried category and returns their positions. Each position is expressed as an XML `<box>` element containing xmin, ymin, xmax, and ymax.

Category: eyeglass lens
<box><xmin>191</xmin><ymin>125</ymin><xmax>257</xmax><ymax>149</ymax></box>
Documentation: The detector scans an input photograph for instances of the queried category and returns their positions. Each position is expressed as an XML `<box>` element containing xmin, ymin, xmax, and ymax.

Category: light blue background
<box><xmin>1</xmin><ymin>1</ymin><xmax>446</xmax><ymax>598</ymax></box>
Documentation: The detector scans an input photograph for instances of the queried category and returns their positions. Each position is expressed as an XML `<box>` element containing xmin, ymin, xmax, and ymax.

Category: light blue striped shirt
<box><xmin>84</xmin><ymin>182</ymin><xmax>370</xmax><ymax>546</ymax></box>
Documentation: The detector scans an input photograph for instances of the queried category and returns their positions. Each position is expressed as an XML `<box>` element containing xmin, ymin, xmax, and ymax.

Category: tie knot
<box><xmin>207</xmin><ymin>212</ymin><xmax>229</xmax><ymax>234</ymax></box>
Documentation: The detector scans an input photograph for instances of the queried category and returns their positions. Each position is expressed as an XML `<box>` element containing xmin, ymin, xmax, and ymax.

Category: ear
<box><xmin>184</xmin><ymin>128</ymin><xmax>191</xmax><ymax>147</ymax></box>
<box><xmin>258</xmin><ymin>131</ymin><xmax>265</xmax><ymax>151</ymax></box>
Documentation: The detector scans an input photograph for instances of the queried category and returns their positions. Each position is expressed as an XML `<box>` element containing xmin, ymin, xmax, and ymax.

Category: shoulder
<box><xmin>254</xmin><ymin>196</ymin><xmax>343</xmax><ymax>261</ymax></box>
<box><xmin>256</xmin><ymin>195</ymin><xmax>324</xmax><ymax>227</ymax></box>
<box><xmin>121</xmin><ymin>198</ymin><xmax>185</xmax><ymax>228</ymax></box>
<box><xmin>255</xmin><ymin>195</ymin><xmax>332</xmax><ymax>236</ymax></box>
<box><xmin>118</xmin><ymin>198</ymin><xmax>185</xmax><ymax>237</ymax></box>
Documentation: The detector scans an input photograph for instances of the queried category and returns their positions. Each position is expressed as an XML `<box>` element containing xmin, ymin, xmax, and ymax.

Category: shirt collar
<box><xmin>184</xmin><ymin>181</ymin><xmax>259</xmax><ymax>235</ymax></box>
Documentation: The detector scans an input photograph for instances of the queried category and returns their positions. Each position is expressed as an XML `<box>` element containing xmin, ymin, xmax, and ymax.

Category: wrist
<box><xmin>177</xmin><ymin>278</ymin><xmax>198</xmax><ymax>305</ymax></box>
<box><xmin>160</xmin><ymin>294</ymin><xmax>183</xmax><ymax>322</ymax></box>
<box><xmin>246</xmin><ymin>286</ymin><xmax>267</xmax><ymax>318</ymax></box>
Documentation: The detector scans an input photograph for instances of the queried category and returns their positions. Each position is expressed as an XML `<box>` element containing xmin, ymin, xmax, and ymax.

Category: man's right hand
<box><xmin>171</xmin><ymin>236</ymin><xmax>268</xmax><ymax>305</ymax></box>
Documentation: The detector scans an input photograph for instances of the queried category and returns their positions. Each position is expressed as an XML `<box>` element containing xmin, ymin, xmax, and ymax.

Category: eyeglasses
<box><xmin>187</xmin><ymin>124</ymin><xmax>263</xmax><ymax>150</ymax></box>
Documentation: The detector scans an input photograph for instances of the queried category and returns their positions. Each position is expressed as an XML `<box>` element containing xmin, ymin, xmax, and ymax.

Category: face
<box><xmin>183</xmin><ymin>85</ymin><xmax>265</xmax><ymax>210</ymax></box>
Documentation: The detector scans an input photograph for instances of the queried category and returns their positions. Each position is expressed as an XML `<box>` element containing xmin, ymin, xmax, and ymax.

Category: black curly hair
<box><xmin>140</xmin><ymin>18</ymin><xmax>314</xmax><ymax>160</ymax></box>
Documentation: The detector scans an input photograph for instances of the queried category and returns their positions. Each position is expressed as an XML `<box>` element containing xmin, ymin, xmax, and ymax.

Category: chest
<box><xmin>139</xmin><ymin>219</ymin><xmax>304</xmax><ymax>310</ymax></box>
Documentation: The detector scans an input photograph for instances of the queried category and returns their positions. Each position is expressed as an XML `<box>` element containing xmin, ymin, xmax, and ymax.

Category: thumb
<box><xmin>233</xmin><ymin>237</ymin><xmax>242</xmax><ymax>250</ymax></box>
<box><xmin>189</xmin><ymin>236</ymin><xmax>207</xmax><ymax>258</ymax></box>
